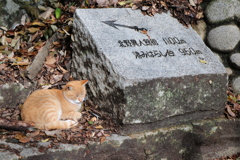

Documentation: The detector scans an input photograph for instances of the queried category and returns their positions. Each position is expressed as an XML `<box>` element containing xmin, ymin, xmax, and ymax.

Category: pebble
<box><xmin>230</xmin><ymin>53</ymin><xmax>240</xmax><ymax>69</ymax></box>
<box><xmin>204</xmin><ymin>0</ymin><xmax>240</xmax><ymax>87</ymax></box>
<box><xmin>232</xmin><ymin>77</ymin><xmax>240</xmax><ymax>93</ymax></box>
<box><xmin>192</xmin><ymin>20</ymin><xmax>207</xmax><ymax>40</ymax></box>
<box><xmin>226</xmin><ymin>68</ymin><xmax>233</xmax><ymax>76</ymax></box>
<box><xmin>207</xmin><ymin>25</ymin><xmax>240</xmax><ymax>52</ymax></box>
<box><xmin>205</xmin><ymin>0</ymin><xmax>235</xmax><ymax>24</ymax></box>
<box><xmin>235</xmin><ymin>0</ymin><xmax>240</xmax><ymax>18</ymax></box>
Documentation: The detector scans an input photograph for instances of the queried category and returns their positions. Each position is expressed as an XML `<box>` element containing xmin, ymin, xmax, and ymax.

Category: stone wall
<box><xmin>195</xmin><ymin>0</ymin><xmax>240</xmax><ymax>93</ymax></box>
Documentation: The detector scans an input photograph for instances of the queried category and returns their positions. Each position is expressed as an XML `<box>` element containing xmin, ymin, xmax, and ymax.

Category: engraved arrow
<box><xmin>102</xmin><ymin>20</ymin><xmax>147</xmax><ymax>32</ymax></box>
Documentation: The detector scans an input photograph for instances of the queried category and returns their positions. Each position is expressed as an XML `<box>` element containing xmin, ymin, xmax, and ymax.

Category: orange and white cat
<box><xmin>21</xmin><ymin>80</ymin><xmax>88</xmax><ymax>130</ymax></box>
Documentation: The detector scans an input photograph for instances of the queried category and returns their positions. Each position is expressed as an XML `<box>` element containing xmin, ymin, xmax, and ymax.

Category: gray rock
<box><xmin>226</xmin><ymin>67</ymin><xmax>233</xmax><ymax>76</ymax></box>
<box><xmin>235</xmin><ymin>0</ymin><xmax>240</xmax><ymax>18</ymax></box>
<box><xmin>207</xmin><ymin>25</ymin><xmax>240</xmax><ymax>52</ymax></box>
<box><xmin>0</xmin><ymin>0</ymin><xmax>45</xmax><ymax>29</ymax></box>
<box><xmin>72</xmin><ymin>8</ymin><xmax>227</xmax><ymax>124</ymax></box>
<box><xmin>232</xmin><ymin>77</ymin><xmax>240</xmax><ymax>93</ymax></box>
<box><xmin>0</xmin><ymin>151</ymin><xmax>19</xmax><ymax>160</ymax></box>
<box><xmin>192</xmin><ymin>20</ymin><xmax>207</xmax><ymax>40</ymax></box>
<box><xmin>205</xmin><ymin>0</ymin><xmax>235</xmax><ymax>24</ymax></box>
<box><xmin>0</xmin><ymin>82</ymin><xmax>34</xmax><ymax>109</ymax></box>
<box><xmin>0</xmin><ymin>0</ymin><xmax>25</xmax><ymax>28</ymax></box>
<box><xmin>230</xmin><ymin>53</ymin><xmax>240</xmax><ymax>69</ymax></box>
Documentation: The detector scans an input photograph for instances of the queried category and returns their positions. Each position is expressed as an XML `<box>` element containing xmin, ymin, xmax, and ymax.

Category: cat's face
<box><xmin>63</xmin><ymin>80</ymin><xmax>88</xmax><ymax>105</ymax></box>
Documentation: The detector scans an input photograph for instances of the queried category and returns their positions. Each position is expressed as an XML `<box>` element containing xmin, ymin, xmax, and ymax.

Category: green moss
<box><xmin>209</xmin><ymin>126</ymin><xmax>218</xmax><ymax>135</ymax></box>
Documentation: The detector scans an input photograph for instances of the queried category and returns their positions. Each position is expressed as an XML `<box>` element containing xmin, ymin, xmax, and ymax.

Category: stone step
<box><xmin>0</xmin><ymin>118</ymin><xmax>239</xmax><ymax>160</ymax></box>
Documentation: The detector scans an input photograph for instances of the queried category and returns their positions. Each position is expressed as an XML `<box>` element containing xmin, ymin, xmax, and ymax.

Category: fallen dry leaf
<box><xmin>52</xmin><ymin>41</ymin><xmax>60</xmax><ymax>45</ymax></box>
<box><xmin>45</xmin><ymin>130</ymin><xmax>62</xmax><ymax>137</ymax></box>
<box><xmin>41</xmin><ymin>138</ymin><xmax>49</xmax><ymax>142</ymax></box>
<box><xmin>19</xmin><ymin>137</ymin><xmax>32</xmax><ymax>143</ymax></box>
<box><xmin>95</xmin><ymin>125</ymin><xmax>103</xmax><ymax>129</ymax></box>
<box><xmin>96</xmin><ymin>131</ymin><xmax>104</xmax><ymax>137</ymax></box>
<box><xmin>68</xmin><ymin>6</ymin><xmax>77</xmax><ymax>13</ymax></box>
<box><xmin>237</xmin><ymin>94</ymin><xmax>240</xmax><ymax>101</ymax></box>
<box><xmin>12</xmin><ymin>62</ymin><xmax>31</xmax><ymax>66</ymax></box>
<box><xmin>90</xmin><ymin>117</ymin><xmax>97</xmax><ymax>122</ymax></box>
<box><xmin>30</xmin><ymin>31</ymin><xmax>41</xmax><ymax>42</ymax></box>
<box><xmin>199</xmin><ymin>60</ymin><xmax>207</xmax><ymax>64</ymax></box>
<box><xmin>7</xmin><ymin>52</ymin><xmax>14</xmax><ymax>59</ymax></box>
<box><xmin>39</xmin><ymin>7</ymin><xmax>55</xmax><ymax>19</ymax></box>
<box><xmin>96</xmin><ymin>0</ymin><xmax>109</xmax><ymax>7</ymax></box>
<box><xmin>15</xmin><ymin>132</ymin><xmax>26</xmax><ymax>140</ymax></box>
<box><xmin>0</xmin><ymin>64</ymin><xmax>6</xmax><ymax>70</ymax></box>
<box><xmin>189</xmin><ymin>0</ymin><xmax>196</xmax><ymax>6</ymax></box>
<box><xmin>1</xmin><ymin>36</ymin><xmax>8</xmax><ymax>46</ymax></box>
<box><xmin>51</xmin><ymin>74</ymin><xmax>63</xmax><ymax>83</ymax></box>
<box><xmin>31</xmin><ymin>21</ymin><xmax>47</xmax><ymax>27</ymax></box>
<box><xmin>57</xmin><ymin>64</ymin><xmax>68</xmax><ymax>74</ymax></box>
<box><xmin>226</xmin><ymin>105</ymin><xmax>236</xmax><ymax>117</ymax></box>
<box><xmin>26</xmin><ymin>130</ymin><xmax>40</xmax><ymax>138</ymax></box>
<box><xmin>100</xmin><ymin>137</ymin><xmax>106</xmax><ymax>144</ymax></box>
<box><xmin>27</xmin><ymin>27</ymin><xmax>41</xmax><ymax>33</ymax></box>
<box><xmin>104</xmin><ymin>134</ymin><xmax>111</xmax><ymax>137</ymax></box>
<box><xmin>233</xmin><ymin>102</ymin><xmax>240</xmax><ymax>111</ymax></box>
<box><xmin>45</xmin><ymin>56</ymin><xmax>56</xmax><ymax>65</ymax></box>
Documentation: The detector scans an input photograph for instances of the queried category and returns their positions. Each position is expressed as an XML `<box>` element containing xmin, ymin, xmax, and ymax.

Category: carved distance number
<box><xmin>163</xmin><ymin>37</ymin><xmax>186</xmax><ymax>45</ymax></box>
<box><xmin>178</xmin><ymin>48</ymin><xmax>203</xmax><ymax>55</ymax></box>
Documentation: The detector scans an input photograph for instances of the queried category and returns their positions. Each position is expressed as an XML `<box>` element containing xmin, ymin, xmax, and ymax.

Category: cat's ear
<box><xmin>80</xmin><ymin>80</ymin><xmax>88</xmax><ymax>86</ymax></box>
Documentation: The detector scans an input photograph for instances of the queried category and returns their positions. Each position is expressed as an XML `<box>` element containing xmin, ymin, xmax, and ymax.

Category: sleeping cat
<box><xmin>21</xmin><ymin>80</ymin><xmax>88</xmax><ymax>130</ymax></box>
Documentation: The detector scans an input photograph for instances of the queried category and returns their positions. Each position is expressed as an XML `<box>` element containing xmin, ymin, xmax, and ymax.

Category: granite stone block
<box><xmin>72</xmin><ymin>8</ymin><xmax>227</xmax><ymax>124</ymax></box>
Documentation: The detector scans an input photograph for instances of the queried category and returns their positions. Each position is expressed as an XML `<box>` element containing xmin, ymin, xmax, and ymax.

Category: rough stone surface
<box><xmin>72</xmin><ymin>8</ymin><xmax>227</xmax><ymax>124</ymax></box>
<box><xmin>0</xmin><ymin>0</ymin><xmax>25</xmax><ymax>28</ymax></box>
<box><xmin>205</xmin><ymin>0</ymin><xmax>235</xmax><ymax>24</ymax></box>
<box><xmin>235</xmin><ymin>0</ymin><xmax>240</xmax><ymax>19</ymax></box>
<box><xmin>232</xmin><ymin>77</ymin><xmax>240</xmax><ymax>93</ymax></box>
<box><xmin>230</xmin><ymin>53</ymin><xmax>240</xmax><ymax>69</ymax></box>
<box><xmin>192</xmin><ymin>20</ymin><xmax>207</xmax><ymax>40</ymax></box>
<box><xmin>207</xmin><ymin>25</ymin><xmax>240</xmax><ymax>52</ymax></box>
<box><xmin>226</xmin><ymin>67</ymin><xmax>233</xmax><ymax>76</ymax></box>
<box><xmin>0</xmin><ymin>83</ymin><xmax>34</xmax><ymax>108</ymax></box>
<box><xmin>0</xmin><ymin>0</ymin><xmax>46</xmax><ymax>29</ymax></box>
<box><xmin>1</xmin><ymin>118</ymin><xmax>240</xmax><ymax>160</ymax></box>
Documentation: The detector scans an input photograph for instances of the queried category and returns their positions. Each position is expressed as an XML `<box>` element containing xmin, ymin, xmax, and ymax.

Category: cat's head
<box><xmin>62</xmin><ymin>80</ymin><xmax>88</xmax><ymax>105</ymax></box>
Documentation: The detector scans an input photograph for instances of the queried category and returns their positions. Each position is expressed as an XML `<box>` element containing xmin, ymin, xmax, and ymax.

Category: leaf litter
<box><xmin>210</xmin><ymin>153</ymin><xmax>240</xmax><ymax>160</ymax></box>
<box><xmin>225</xmin><ymin>86</ymin><xmax>240</xmax><ymax>119</ymax></box>
<box><xmin>0</xmin><ymin>0</ymin><xmax>235</xmax><ymax>159</ymax></box>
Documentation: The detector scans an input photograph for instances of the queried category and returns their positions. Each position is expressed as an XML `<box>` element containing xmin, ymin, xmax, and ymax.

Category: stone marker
<box><xmin>72</xmin><ymin>8</ymin><xmax>227</xmax><ymax>124</ymax></box>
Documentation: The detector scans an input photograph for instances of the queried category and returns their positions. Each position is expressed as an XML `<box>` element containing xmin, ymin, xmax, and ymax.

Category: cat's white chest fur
<box><xmin>64</xmin><ymin>95</ymin><xmax>82</xmax><ymax>111</ymax></box>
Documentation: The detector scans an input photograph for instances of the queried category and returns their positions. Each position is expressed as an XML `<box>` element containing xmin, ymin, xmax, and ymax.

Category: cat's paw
<box><xmin>71</xmin><ymin>112</ymin><xmax>82</xmax><ymax>120</ymax></box>
<box><xmin>65</xmin><ymin>119</ymin><xmax>78</xmax><ymax>128</ymax></box>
